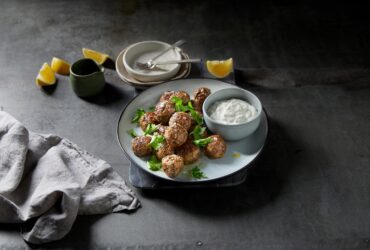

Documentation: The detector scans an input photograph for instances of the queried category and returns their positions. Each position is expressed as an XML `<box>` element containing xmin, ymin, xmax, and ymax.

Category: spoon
<box><xmin>136</xmin><ymin>39</ymin><xmax>186</xmax><ymax>69</ymax></box>
<box><xmin>136</xmin><ymin>58</ymin><xmax>202</xmax><ymax>70</ymax></box>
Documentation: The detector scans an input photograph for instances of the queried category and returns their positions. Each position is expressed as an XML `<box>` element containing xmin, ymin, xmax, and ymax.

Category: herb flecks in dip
<box><xmin>208</xmin><ymin>98</ymin><xmax>257</xmax><ymax>124</ymax></box>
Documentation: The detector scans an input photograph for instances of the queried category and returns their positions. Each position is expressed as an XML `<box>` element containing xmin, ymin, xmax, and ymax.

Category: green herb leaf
<box><xmin>127</xmin><ymin>129</ymin><xmax>138</xmax><ymax>138</ymax></box>
<box><xmin>144</xmin><ymin>123</ymin><xmax>158</xmax><ymax>135</ymax></box>
<box><xmin>190</xmin><ymin>109</ymin><xmax>203</xmax><ymax>125</ymax></box>
<box><xmin>193</xmin><ymin>137</ymin><xmax>213</xmax><ymax>147</ymax></box>
<box><xmin>171</xmin><ymin>96</ymin><xmax>189</xmax><ymax>112</ymax></box>
<box><xmin>182</xmin><ymin>106</ymin><xmax>190</xmax><ymax>112</ymax></box>
<box><xmin>191</xmin><ymin>166</ymin><xmax>207</xmax><ymax>179</ymax></box>
<box><xmin>147</xmin><ymin>155</ymin><xmax>162</xmax><ymax>171</ymax></box>
<box><xmin>187</xmin><ymin>101</ymin><xmax>194</xmax><ymax>110</ymax></box>
<box><xmin>131</xmin><ymin>108</ymin><xmax>146</xmax><ymax>124</ymax></box>
<box><xmin>171</xmin><ymin>96</ymin><xmax>182</xmax><ymax>104</ymax></box>
<box><xmin>190</xmin><ymin>125</ymin><xmax>206</xmax><ymax>140</ymax></box>
<box><xmin>171</xmin><ymin>96</ymin><xmax>183</xmax><ymax>112</ymax></box>
<box><xmin>149</xmin><ymin>134</ymin><xmax>165</xmax><ymax>150</ymax></box>
<box><xmin>171</xmin><ymin>97</ymin><xmax>202</xmax><ymax>122</ymax></box>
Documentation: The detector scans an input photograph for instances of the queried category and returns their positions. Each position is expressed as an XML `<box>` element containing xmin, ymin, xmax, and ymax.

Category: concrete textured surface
<box><xmin>1</xmin><ymin>0</ymin><xmax>370</xmax><ymax>249</ymax></box>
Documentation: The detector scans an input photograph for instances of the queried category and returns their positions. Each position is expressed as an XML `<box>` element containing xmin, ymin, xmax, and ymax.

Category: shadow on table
<box><xmin>139</xmin><ymin>118</ymin><xmax>304</xmax><ymax>216</ymax></box>
<box><xmin>79</xmin><ymin>82</ymin><xmax>128</xmax><ymax>106</ymax></box>
<box><xmin>40</xmin><ymin>81</ymin><xmax>58</xmax><ymax>95</ymax></box>
<box><xmin>0</xmin><ymin>223</ymin><xmax>20</xmax><ymax>232</ymax></box>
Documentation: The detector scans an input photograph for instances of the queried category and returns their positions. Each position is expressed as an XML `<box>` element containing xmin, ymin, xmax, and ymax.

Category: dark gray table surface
<box><xmin>1</xmin><ymin>1</ymin><xmax>370</xmax><ymax>249</ymax></box>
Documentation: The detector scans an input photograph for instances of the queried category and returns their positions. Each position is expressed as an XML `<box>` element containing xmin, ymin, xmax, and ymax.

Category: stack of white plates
<box><xmin>116</xmin><ymin>43</ymin><xmax>192</xmax><ymax>89</ymax></box>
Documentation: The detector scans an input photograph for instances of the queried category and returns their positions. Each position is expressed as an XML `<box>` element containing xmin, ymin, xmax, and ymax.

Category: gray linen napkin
<box><xmin>0</xmin><ymin>111</ymin><xmax>140</xmax><ymax>244</ymax></box>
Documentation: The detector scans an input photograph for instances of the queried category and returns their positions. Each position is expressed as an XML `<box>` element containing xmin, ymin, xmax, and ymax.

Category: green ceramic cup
<box><xmin>70</xmin><ymin>58</ymin><xmax>105</xmax><ymax>97</ymax></box>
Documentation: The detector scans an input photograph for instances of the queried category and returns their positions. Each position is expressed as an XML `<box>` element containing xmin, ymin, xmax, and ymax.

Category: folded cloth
<box><xmin>0</xmin><ymin>111</ymin><xmax>140</xmax><ymax>244</ymax></box>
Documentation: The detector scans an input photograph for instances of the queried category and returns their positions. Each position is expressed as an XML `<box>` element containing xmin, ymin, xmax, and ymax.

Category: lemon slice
<box><xmin>206</xmin><ymin>58</ymin><xmax>233</xmax><ymax>78</ymax></box>
<box><xmin>35</xmin><ymin>63</ymin><xmax>56</xmax><ymax>87</ymax></box>
<box><xmin>51</xmin><ymin>57</ymin><xmax>70</xmax><ymax>75</ymax></box>
<box><xmin>82</xmin><ymin>48</ymin><xmax>111</xmax><ymax>65</ymax></box>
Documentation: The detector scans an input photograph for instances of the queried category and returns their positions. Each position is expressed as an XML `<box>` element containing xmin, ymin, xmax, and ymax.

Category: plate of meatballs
<box><xmin>117</xmin><ymin>78</ymin><xmax>268</xmax><ymax>182</ymax></box>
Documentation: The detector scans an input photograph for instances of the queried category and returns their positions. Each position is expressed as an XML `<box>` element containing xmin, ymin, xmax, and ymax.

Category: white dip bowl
<box><xmin>203</xmin><ymin>88</ymin><xmax>262</xmax><ymax>141</ymax></box>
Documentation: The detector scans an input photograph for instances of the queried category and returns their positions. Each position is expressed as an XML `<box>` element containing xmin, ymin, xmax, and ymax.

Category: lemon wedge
<box><xmin>35</xmin><ymin>63</ymin><xmax>56</xmax><ymax>87</ymax></box>
<box><xmin>206</xmin><ymin>58</ymin><xmax>233</xmax><ymax>78</ymax></box>
<box><xmin>82</xmin><ymin>48</ymin><xmax>111</xmax><ymax>65</ymax></box>
<box><xmin>51</xmin><ymin>57</ymin><xmax>70</xmax><ymax>75</ymax></box>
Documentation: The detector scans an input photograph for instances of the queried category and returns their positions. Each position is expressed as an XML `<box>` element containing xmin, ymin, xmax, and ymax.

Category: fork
<box><xmin>135</xmin><ymin>39</ymin><xmax>186</xmax><ymax>70</ymax></box>
<box><xmin>136</xmin><ymin>58</ymin><xmax>202</xmax><ymax>70</ymax></box>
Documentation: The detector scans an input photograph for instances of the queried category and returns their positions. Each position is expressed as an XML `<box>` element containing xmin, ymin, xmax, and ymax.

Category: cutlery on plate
<box><xmin>136</xmin><ymin>59</ymin><xmax>202</xmax><ymax>70</ymax></box>
<box><xmin>136</xmin><ymin>39</ymin><xmax>186</xmax><ymax>70</ymax></box>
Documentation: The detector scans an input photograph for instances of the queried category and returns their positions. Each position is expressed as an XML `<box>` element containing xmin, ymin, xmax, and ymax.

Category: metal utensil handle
<box><xmin>151</xmin><ymin>39</ymin><xmax>186</xmax><ymax>62</ymax></box>
<box><xmin>155</xmin><ymin>59</ymin><xmax>202</xmax><ymax>65</ymax></box>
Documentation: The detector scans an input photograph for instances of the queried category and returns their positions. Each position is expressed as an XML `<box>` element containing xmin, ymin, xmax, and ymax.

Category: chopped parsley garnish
<box><xmin>193</xmin><ymin>137</ymin><xmax>213</xmax><ymax>147</ymax></box>
<box><xmin>147</xmin><ymin>155</ymin><xmax>162</xmax><ymax>171</ymax></box>
<box><xmin>171</xmin><ymin>97</ymin><xmax>203</xmax><ymax>125</ymax></box>
<box><xmin>188</xmin><ymin>101</ymin><xmax>194</xmax><ymax>109</ymax></box>
<box><xmin>190</xmin><ymin>166</ymin><xmax>207</xmax><ymax>179</ymax></box>
<box><xmin>189</xmin><ymin>109</ymin><xmax>203</xmax><ymax>125</ymax></box>
<box><xmin>149</xmin><ymin>134</ymin><xmax>165</xmax><ymax>150</ymax></box>
<box><xmin>188</xmin><ymin>101</ymin><xmax>203</xmax><ymax>125</ymax></box>
<box><xmin>190</xmin><ymin>125</ymin><xmax>206</xmax><ymax>140</ymax></box>
<box><xmin>131</xmin><ymin>108</ymin><xmax>145</xmax><ymax>124</ymax></box>
<box><xmin>144</xmin><ymin>123</ymin><xmax>158</xmax><ymax>135</ymax></box>
<box><xmin>171</xmin><ymin>96</ymin><xmax>190</xmax><ymax>112</ymax></box>
<box><xmin>127</xmin><ymin>129</ymin><xmax>138</xmax><ymax>138</ymax></box>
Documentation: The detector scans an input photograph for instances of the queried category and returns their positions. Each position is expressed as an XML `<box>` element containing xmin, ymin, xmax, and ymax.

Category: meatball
<box><xmin>193</xmin><ymin>87</ymin><xmax>211</xmax><ymax>112</ymax></box>
<box><xmin>139</xmin><ymin>112</ymin><xmax>159</xmax><ymax>131</ymax></box>
<box><xmin>168</xmin><ymin>112</ymin><xmax>192</xmax><ymax>131</ymax></box>
<box><xmin>159</xmin><ymin>91</ymin><xmax>175</xmax><ymax>102</ymax></box>
<box><xmin>175</xmin><ymin>139</ymin><xmax>201</xmax><ymax>165</ymax></box>
<box><xmin>162</xmin><ymin>154</ymin><xmax>184</xmax><ymax>178</ymax></box>
<box><xmin>154</xmin><ymin>100</ymin><xmax>176</xmax><ymax>124</ymax></box>
<box><xmin>164</xmin><ymin>125</ymin><xmax>188</xmax><ymax>148</ymax></box>
<box><xmin>155</xmin><ymin>142</ymin><xmax>174</xmax><ymax>160</ymax></box>
<box><xmin>204</xmin><ymin>135</ymin><xmax>227</xmax><ymax>159</ymax></box>
<box><xmin>131</xmin><ymin>136</ymin><xmax>152</xmax><ymax>157</ymax></box>
<box><xmin>156</xmin><ymin>124</ymin><xmax>168</xmax><ymax>135</ymax></box>
<box><xmin>172</xmin><ymin>90</ymin><xmax>190</xmax><ymax>104</ymax></box>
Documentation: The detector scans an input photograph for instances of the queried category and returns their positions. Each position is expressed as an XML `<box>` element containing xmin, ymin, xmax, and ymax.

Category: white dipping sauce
<box><xmin>208</xmin><ymin>98</ymin><xmax>257</xmax><ymax>124</ymax></box>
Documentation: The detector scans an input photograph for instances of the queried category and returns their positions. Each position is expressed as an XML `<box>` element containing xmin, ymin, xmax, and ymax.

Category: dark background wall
<box><xmin>2</xmin><ymin>1</ymin><xmax>370</xmax><ymax>70</ymax></box>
